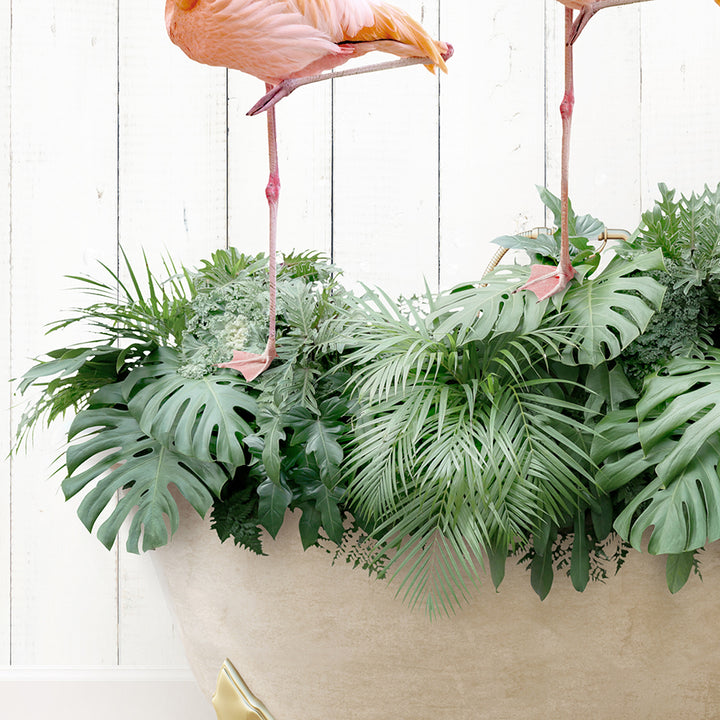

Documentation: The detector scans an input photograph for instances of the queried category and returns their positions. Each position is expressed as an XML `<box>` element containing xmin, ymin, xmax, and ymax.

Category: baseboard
<box><xmin>0</xmin><ymin>667</ymin><xmax>216</xmax><ymax>720</ymax></box>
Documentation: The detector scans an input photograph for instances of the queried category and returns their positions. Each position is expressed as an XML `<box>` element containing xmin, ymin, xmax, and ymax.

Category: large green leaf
<box><xmin>591</xmin><ymin>409</ymin><xmax>673</xmax><ymax>493</ymax></box>
<box><xmin>666</xmin><ymin>552</ymin><xmax>695</xmax><ymax>594</ymax></box>
<box><xmin>637</xmin><ymin>358</ymin><xmax>720</xmax><ymax>482</ymax></box>
<box><xmin>594</xmin><ymin>372</ymin><xmax>720</xmax><ymax>555</ymax></box>
<box><xmin>530</xmin><ymin>523</ymin><xmax>556</xmax><ymax>600</ymax></box>
<box><xmin>538</xmin><ymin>186</ymin><xmax>605</xmax><ymax>246</ymax></box>
<box><xmin>486</xmin><ymin>544</ymin><xmax>508</xmax><ymax>590</ymax></box>
<box><xmin>128</xmin><ymin>353</ymin><xmax>257</xmax><ymax>467</ymax></box>
<box><xmin>287</xmin><ymin>406</ymin><xmax>344</xmax><ymax>481</ymax></box>
<box><xmin>306</xmin><ymin>483</ymin><xmax>344</xmax><ymax>545</ymax></box>
<box><xmin>257</xmin><ymin>477</ymin><xmax>292</xmax><ymax>538</ymax></box>
<box><xmin>493</xmin><ymin>232</ymin><xmax>559</xmax><ymax>258</ymax></box>
<box><xmin>298</xmin><ymin>504</ymin><xmax>323</xmax><ymax>550</ymax></box>
<box><xmin>560</xmin><ymin>251</ymin><xmax>666</xmax><ymax>367</ymax></box>
<box><xmin>257</xmin><ymin>407</ymin><xmax>286</xmax><ymax>484</ymax></box>
<box><xmin>427</xmin><ymin>268</ymin><xmax>548</xmax><ymax>344</ymax></box>
<box><xmin>614</xmin><ymin>436</ymin><xmax>720</xmax><ymax>554</ymax></box>
<box><xmin>493</xmin><ymin>188</ymin><xmax>604</xmax><ymax>265</ymax></box>
<box><xmin>64</xmin><ymin>385</ymin><xmax>229</xmax><ymax>553</ymax></box>
<box><xmin>570</xmin><ymin>510</ymin><xmax>590</xmax><ymax>592</ymax></box>
<box><xmin>15</xmin><ymin>343</ymin><xmax>153</xmax><ymax>446</ymax></box>
<box><xmin>18</xmin><ymin>345</ymin><xmax>119</xmax><ymax>394</ymax></box>
<box><xmin>584</xmin><ymin>364</ymin><xmax>637</xmax><ymax>416</ymax></box>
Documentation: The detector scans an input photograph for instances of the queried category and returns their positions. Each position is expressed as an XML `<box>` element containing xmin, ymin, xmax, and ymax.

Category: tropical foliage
<box><xmin>339</xmin><ymin>196</ymin><xmax>664</xmax><ymax>610</ymax></box>
<box><xmin>15</xmin><ymin>183</ymin><xmax>720</xmax><ymax>614</ymax></box>
<box><xmin>16</xmin><ymin>250</ymin><xmax>359</xmax><ymax>554</ymax></box>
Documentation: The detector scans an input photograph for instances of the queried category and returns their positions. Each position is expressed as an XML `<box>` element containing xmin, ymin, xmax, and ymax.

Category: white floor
<box><xmin>0</xmin><ymin>668</ymin><xmax>216</xmax><ymax>720</ymax></box>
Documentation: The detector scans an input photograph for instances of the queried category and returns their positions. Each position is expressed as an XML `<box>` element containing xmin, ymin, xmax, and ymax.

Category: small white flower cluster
<box><xmin>220</xmin><ymin>314</ymin><xmax>250</xmax><ymax>350</ymax></box>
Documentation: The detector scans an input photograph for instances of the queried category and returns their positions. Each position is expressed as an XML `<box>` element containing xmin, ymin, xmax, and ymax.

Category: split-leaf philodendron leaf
<box><xmin>64</xmin><ymin>383</ymin><xmax>230</xmax><ymax>553</ymax></box>
<box><xmin>127</xmin><ymin>348</ymin><xmax>257</xmax><ymax>467</ymax></box>
<box><xmin>561</xmin><ymin>251</ymin><xmax>666</xmax><ymax>367</ymax></box>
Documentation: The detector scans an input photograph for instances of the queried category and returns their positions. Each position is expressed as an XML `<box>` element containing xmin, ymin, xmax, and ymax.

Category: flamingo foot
<box><xmin>247</xmin><ymin>80</ymin><xmax>300</xmax><ymax>116</ymax></box>
<box><xmin>217</xmin><ymin>339</ymin><xmax>278</xmax><ymax>382</ymax></box>
<box><xmin>519</xmin><ymin>263</ymin><xmax>576</xmax><ymax>301</ymax></box>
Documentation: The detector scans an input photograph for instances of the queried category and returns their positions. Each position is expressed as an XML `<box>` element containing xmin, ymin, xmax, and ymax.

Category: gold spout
<box><xmin>212</xmin><ymin>660</ymin><xmax>275</xmax><ymax>720</ymax></box>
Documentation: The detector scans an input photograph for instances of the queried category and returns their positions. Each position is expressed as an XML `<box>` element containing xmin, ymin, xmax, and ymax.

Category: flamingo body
<box><xmin>165</xmin><ymin>0</ymin><xmax>448</xmax><ymax>85</ymax></box>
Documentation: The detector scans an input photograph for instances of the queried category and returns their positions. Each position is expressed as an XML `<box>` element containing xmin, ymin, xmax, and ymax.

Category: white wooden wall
<box><xmin>1</xmin><ymin>1</ymin><xmax>719</xmax><ymax>717</ymax></box>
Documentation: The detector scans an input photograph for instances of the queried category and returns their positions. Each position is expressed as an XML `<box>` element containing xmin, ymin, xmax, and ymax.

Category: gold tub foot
<box><xmin>212</xmin><ymin>660</ymin><xmax>275</xmax><ymax>720</ymax></box>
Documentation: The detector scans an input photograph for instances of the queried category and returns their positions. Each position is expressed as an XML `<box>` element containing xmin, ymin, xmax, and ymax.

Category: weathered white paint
<box><xmin>333</xmin><ymin>0</ymin><xmax>440</xmax><ymax>297</ymax></box>
<box><xmin>0</xmin><ymin>0</ymin><xmax>11</xmax><ymax>670</ymax></box>
<box><xmin>9</xmin><ymin>2</ymin><xmax>120</xmax><ymax>667</ymax></box>
<box><xmin>640</xmin><ymin>0</ymin><xmax>720</xmax><ymax>203</ymax></box>
<box><xmin>2</xmin><ymin>0</ymin><xmax>720</xmax><ymax>718</ymax></box>
<box><xmin>440</xmin><ymin>0</ymin><xmax>546</xmax><ymax>288</ymax></box>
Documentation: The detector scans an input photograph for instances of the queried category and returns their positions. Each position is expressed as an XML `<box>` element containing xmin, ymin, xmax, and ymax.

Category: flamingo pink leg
<box><xmin>521</xmin><ymin>8</ymin><xmax>576</xmax><ymax>301</ymax></box>
<box><xmin>218</xmin><ymin>84</ymin><xmax>279</xmax><ymax>381</ymax></box>
<box><xmin>569</xmin><ymin>0</ymin><xmax>654</xmax><ymax>44</ymax></box>
<box><xmin>248</xmin><ymin>45</ymin><xmax>454</xmax><ymax>116</ymax></box>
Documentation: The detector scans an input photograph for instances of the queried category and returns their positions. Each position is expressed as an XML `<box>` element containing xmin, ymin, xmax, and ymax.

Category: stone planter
<box><xmin>154</xmin><ymin>494</ymin><xmax>720</xmax><ymax>720</ymax></box>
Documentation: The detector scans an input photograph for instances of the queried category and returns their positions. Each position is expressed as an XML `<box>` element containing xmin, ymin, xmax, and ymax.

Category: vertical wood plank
<box><xmin>640</xmin><ymin>0</ymin><xmax>720</xmax><ymax>205</ymax></box>
<box><xmin>0</xmin><ymin>0</ymin><xmax>11</xmax><ymax>666</ymax></box>
<box><xmin>118</xmin><ymin>0</ymin><xmax>227</xmax><ymax>272</ymax></box>
<box><xmin>440</xmin><ymin>0</ymin><xmax>546</xmax><ymax>287</ymax></box>
<box><xmin>332</xmin><ymin>0</ymin><xmax>440</xmax><ymax>297</ymax></box>
<box><xmin>545</xmin><ymin>1</ymin><xmax>643</xmax><ymax>233</ymax></box>
<box><xmin>227</xmin><ymin>74</ymin><xmax>269</xmax><ymax>257</ymax></box>
<box><xmin>118</xmin><ymin>552</ymin><xmax>190</xmax><ymax>668</ymax></box>
<box><xmin>117</xmin><ymin>0</ymin><xmax>227</xmax><ymax>667</ymax></box>
<box><xmin>10</xmin><ymin>2</ymin><xmax>119</xmax><ymax>665</ymax></box>
<box><xmin>227</xmin><ymin>75</ymin><xmax>332</xmax><ymax>259</ymax></box>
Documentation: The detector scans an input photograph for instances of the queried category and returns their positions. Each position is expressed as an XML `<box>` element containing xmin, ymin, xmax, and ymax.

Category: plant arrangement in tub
<box><xmin>16</xmin><ymin>250</ymin><xmax>361</xmax><ymax>555</ymax></box>
<box><xmin>15</xmin><ymin>183</ymin><xmax>720</xmax><ymax>613</ymax></box>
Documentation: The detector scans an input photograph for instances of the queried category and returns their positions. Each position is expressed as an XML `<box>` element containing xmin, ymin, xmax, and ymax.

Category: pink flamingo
<box><xmin>521</xmin><ymin>0</ymin><xmax>719</xmax><ymax>301</ymax></box>
<box><xmin>165</xmin><ymin>0</ymin><xmax>452</xmax><ymax>380</ymax></box>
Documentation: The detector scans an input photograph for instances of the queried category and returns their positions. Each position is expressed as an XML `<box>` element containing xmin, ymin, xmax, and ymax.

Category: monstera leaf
<box><xmin>428</xmin><ymin>267</ymin><xmax>548</xmax><ymax>344</ymax></box>
<box><xmin>591</xmin><ymin>409</ymin><xmax>673</xmax><ymax>493</ymax></box>
<box><xmin>601</xmin><ymin>359</ymin><xmax>720</xmax><ymax>554</ymax></box>
<box><xmin>614</xmin><ymin>436</ymin><xmax>720</xmax><ymax>554</ymax></box>
<box><xmin>637</xmin><ymin>357</ymin><xmax>720</xmax><ymax>482</ymax></box>
<box><xmin>63</xmin><ymin>384</ymin><xmax>230</xmax><ymax>553</ymax></box>
<box><xmin>561</xmin><ymin>251</ymin><xmax>666</xmax><ymax>367</ymax></box>
<box><xmin>127</xmin><ymin>349</ymin><xmax>258</xmax><ymax>466</ymax></box>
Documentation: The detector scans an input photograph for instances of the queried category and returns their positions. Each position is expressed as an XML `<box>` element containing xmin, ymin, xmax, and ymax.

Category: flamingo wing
<box><xmin>166</xmin><ymin>0</ymin><xmax>447</xmax><ymax>84</ymax></box>
<box><xmin>166</xmin><ymin>0</ymin><xmax>343</xmax><ymax>83</ymax></box>
<box><xmin>289</xmin><ymin>0</ymin><xmax>374</xmax><ymax>37</ymax></box>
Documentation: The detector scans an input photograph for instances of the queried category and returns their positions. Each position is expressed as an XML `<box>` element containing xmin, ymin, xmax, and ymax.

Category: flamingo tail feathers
<box><xmin>344</xmin><ymin>3</ymin><xmax>449</xmax><ymax>72</ymax></box>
